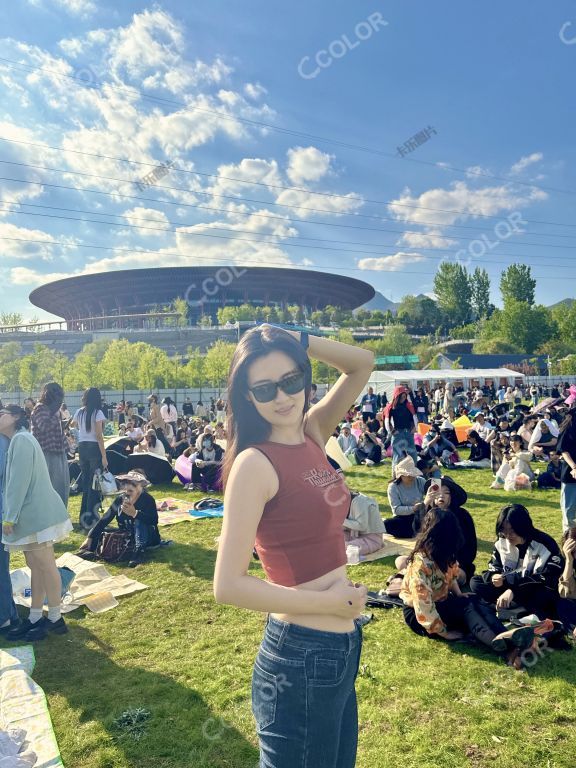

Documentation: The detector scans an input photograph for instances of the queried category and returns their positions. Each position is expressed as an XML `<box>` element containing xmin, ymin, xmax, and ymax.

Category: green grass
<box><xmin>4</xmin><ymin>464</ymin><xmax>576</xmax><ymax>768</ymax></box>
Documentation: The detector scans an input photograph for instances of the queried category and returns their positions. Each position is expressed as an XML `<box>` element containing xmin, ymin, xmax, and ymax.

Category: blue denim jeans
<box><xmin>561</xmin><ymin>483</ymin><xmax>576</xmax><ymax>532</ymax></box>
<box><xmin>252</xmin><ymin>616</ymin><xmax>363</xmax><ymax>768</ymax></box>
<box><xmin>0</xmin><ymin>541</ymin><xmax>18</xmax><ymax>626</ymax></box>
<box><xmin>391</xmin><ymin>428</ymin><xmax>418</xmax><ymax>470</ymax></box>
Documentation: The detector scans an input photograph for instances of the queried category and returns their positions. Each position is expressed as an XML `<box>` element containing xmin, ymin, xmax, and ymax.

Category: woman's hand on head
<box><xmin>327</xmin><ymin>580</ymin><xmax>367</xmax><ymax>620</ymax></box>
<box><xmin>562</xmin><ymin>538</ymin><xmax>576</xmax><ymax>559</ymax></box>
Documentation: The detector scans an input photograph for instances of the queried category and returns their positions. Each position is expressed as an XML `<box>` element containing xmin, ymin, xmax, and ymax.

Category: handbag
<box><xmin>92</xmin><ymin>469</ymin><xmax>119</xmax><ymax>496</ymax></box>
<box><xmin>97</xmin><ymin>530</ymin><xmax>133</xmax><ymax>562</ymax></box>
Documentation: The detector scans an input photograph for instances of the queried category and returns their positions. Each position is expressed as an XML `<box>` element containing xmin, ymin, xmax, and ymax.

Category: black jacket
<box><xmin>479</xmin><ymin>528</ymin><xmax>563</xmax><ymax>592</ymax></box>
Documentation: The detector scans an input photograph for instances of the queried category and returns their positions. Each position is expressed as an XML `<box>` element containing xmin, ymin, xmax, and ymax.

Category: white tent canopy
<box><xmin>366</xmin><ymin>368</ymin><xmax>525</xmax><ymax>400</ymax></box>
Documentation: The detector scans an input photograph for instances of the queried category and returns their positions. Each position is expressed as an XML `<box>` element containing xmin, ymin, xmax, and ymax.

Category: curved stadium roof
<box><xmin>30</xmin><ymin>266</ymin><xmax>375</xmax><ymax>325</ymax></box>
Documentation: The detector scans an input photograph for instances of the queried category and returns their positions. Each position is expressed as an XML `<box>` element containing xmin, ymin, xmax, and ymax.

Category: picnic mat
<box><xmin>156</xmin><ymin>498</ymin><xmax>225</xmax><ymax>525</ymax></box>
<box><xmin>11</xmin><ymin>553</ymin><xmax>148</xmax><ymax>615</ymax></box>
<box><xmin>360</xmin><ymin>534</ymin><xmax>415</xmax><ymax>562</ymax></box>
<box><xmin>0</xmin><ymin>646</ymin><xmax>64</xmax><ymax>768</ymax></box>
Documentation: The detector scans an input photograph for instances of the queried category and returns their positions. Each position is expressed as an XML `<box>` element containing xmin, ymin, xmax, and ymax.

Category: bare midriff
<box><xmin>271</xmin><ymin>564</ymin><xmax>355</xmax><ymax>633</ymax></box>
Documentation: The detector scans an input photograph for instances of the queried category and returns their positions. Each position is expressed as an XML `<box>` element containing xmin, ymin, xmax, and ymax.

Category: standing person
<box><xmin>161</xmin><ymin>396</ymin><xmax>178</xmax><ymax>435</ymax></box>
<box><xmin>214</xmin><ymin>324</ymin><xmax>373</xmax><ymax>768</ymax></box>
<box><xmin>383</xmin><ymin>386</ymin><xmax>418</xmax><ymax>473</ymax></box>
<box><xmin>1</xmin><ymin>405</ymin><xmax>72</xmax><ymax>642</ymax></box>
<box><xmin>360</xmin><ymin>386</ymin><xmax>378</xmax><ymax>423</ymax></box>
<box><xmin>195</xmin><ymin>400</ymin><xmax>208</xmax><ymax>419</ymax></box>
<box><xmin>412</xmin><ymin>387</ymin><xmax>429</xmax><ymax>425</ymax></box>
<box><xmin>0</xmin><ymin>430</ymin><xmax>19</xmax><ymax>635</ymax></box>
<box><xmin>558</xmin><ymin>406</ymin><xmax>576</xmax><ymax>532</ymax></box>
<box><xmin>148</xmin><ymin>394</ymin><xmax>171</xmax><ymax>455</ymax></box>
<box><xmin>182</xmin><ymin>397</ymin><xmax>194</xmax><ymax>417</ymax></box>
<box><xmin>215</xmin><ymin>397</ymin><xmax>226</xmax><ymax>423</ymax></box>
<box><xmin>31</xmin><ymin>383</ymin><xmax>69</xmax><ymax>507</ymax></box>
<box><xmin>71</xmin><ymin>388</ymin><xmax>107</xmax><ymax>531</ymax></box>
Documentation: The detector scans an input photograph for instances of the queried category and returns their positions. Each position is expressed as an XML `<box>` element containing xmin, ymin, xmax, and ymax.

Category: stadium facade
<box><xmin>29</xmin><ymin>266</ymin><xmax>375</xmax><ymax>330</ymax></box>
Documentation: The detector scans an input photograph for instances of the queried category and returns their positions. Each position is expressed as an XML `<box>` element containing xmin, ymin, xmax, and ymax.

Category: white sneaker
<box><xmin>365</xmin><ymin>459</ymin><xmax>375</xmax><ymax>466</ymax></box>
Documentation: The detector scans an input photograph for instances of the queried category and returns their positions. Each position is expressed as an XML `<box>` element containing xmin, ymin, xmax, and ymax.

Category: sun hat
<box><xmin>440</xmin><ymin>419</ymin><xmax>453</xmax><ymax>431</ymax></box>
<box><xmin>565</xmin><ymin>385</ymin><xmax>576</xmax><ymax>406</ymax></box>
<box><xmin>395</xmin><ymin>456</ymin><xmax>423</xmax><ymax>478</ymax></box>
<box><xmin>115</xmin><ymin>470</ymin><xmax>151</xmax><ymax>487</ymax></box>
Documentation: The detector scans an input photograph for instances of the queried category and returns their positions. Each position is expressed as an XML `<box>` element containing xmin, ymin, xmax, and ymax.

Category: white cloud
<box><xmin>244</xmin><ymin>82</ymin><xmax>267</xmax><ymax>100</ymax></box>
<box><xmin>275</xmin><ymin>188</ymin><xmax>363</xmax><ymax>218</ymax></box>
<box><xmin>357</xmin><ymin>252</ymin><xmax>426</xmax><ymax>271</ymax></box>
<box><xmin>510</xmin><ymin>152</ymin><xmax>543</xmax><ymax>175</ymax></box>
<box><xmin>286</xmin><ymin>146</ymin><xmax>333</xmax><ymax>185</ymax></box>
<box><xmin>207</xmin><ymin>158</ymin><xmax>283</xmax><ymax>200</ymax></box>
<box><xmin>121</xmin><ymin>207</ymin><xmax>170</xmax><ymax>236</ymax></box>
<box><xmin>0</xmin><ymin>222</ymin><xmax>77</xmax><ymax>260</ymax></box>
<box><xmin>398</xmin><ymin>230</ymin><xmax>456</xmax><ymax>249</ymax></box>
<box><xmin>465</xmin><ymin>165</ymin><xmax>491</xmax><ymax>179</ymax></box>
<box><xmin>27</xmin><ymin>0</ymin><xmax>96</xmax><ymax>17</ymax></box>
<box><xmin>10</xmin><ymin>266</ymin><xmax>72</xmax><ymax>285</ymax></box>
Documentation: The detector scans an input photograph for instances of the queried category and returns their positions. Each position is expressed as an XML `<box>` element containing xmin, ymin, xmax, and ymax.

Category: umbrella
<box><xmin>532</xmin><ymin>397</ymin><xmax>563</xmax><ymax>414</ymax></box>
<box><xmin>126</xmin><ymin>452</ymin><xmax>175</xmax><ymax>485</ymax></box>
<box><xmin>105</xmin><ymin>436</ymin><xmax>137</xmax><ymax>475</ymax></box>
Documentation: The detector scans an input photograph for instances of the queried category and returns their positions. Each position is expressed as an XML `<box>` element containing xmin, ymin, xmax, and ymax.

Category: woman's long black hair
<box><xmin>409</xmin><ymin>507</ymin><xmax>464</xmax><ymax>574</ymax></box>
<box><xmin>222</xmin><ymin>326</ymin><xmax>312</xmax><ymax>488</ymax></box>
<box><xmin>80</xmin><ymin>387</ymin><xmax>102</xmax><ymax>433</ymax></box>
<box><xmin>39</xmin><ymin>382</ymin><xmax>64</xmax><ymax>414</ymax></box>
<box><xmin>495</xmin><ymin>504</ymin><xmax>535</xmax><ymax>541</ymax></box>
<box><xmin>559</xmin><ymin>405</ymin><xmax>576</xmax><ymax>435</ymax></box>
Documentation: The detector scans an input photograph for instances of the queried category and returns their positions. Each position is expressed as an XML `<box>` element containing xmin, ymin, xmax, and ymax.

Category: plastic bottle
<box><xmin>346</xmin><ymin>544</ymin><xmax>363</xmax><ymax>564</ymax></box>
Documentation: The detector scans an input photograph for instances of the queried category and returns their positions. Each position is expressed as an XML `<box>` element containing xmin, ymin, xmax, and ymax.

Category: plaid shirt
<box><xmin>31</xmin><ymin>403</ymin><xmax>67</xmax><ymax>453</ymax></box>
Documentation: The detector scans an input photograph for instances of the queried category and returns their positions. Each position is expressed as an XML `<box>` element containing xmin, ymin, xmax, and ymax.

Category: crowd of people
<box><xmin>2</xmin><ymin>350</ymin><xmax>576</xmax><ymax>765</ymax></box>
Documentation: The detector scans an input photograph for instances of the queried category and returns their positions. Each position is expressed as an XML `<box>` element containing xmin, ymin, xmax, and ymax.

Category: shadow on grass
<box><xmin>35</xmin><ymin>625</ymin><xmax>258</xmax><ymax>768</ymax></box>
<box><xmin>469</xmin><ymin>491</ymin><xmax>560</xmax><ymax>509</ymax></box>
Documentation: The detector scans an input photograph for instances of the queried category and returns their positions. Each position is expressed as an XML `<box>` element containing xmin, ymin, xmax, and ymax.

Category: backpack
<box><xmin>343</xmin><ymin>492</ymin><xmax>386</xmax><ymax>535</ymax></box>
<box><xmin>97</xmin><ymin>530</ymin><xmax>134</xmax><ymax>562</ymax></box>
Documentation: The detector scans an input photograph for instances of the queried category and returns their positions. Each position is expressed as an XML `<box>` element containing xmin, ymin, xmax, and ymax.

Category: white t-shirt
<box><xmin>146</xmin><ymin>440</ymin><xmax>166</xmax><ymax>457</ymax></box>
<box><xmin>126</xmin><ymin>427</ymin><xmax>144</xmax><ymax>441</ymax></box>
<box><xmin>73</xmin><ymin>408</ymin><xmax>106</xmax><ymax>443</ymax></box>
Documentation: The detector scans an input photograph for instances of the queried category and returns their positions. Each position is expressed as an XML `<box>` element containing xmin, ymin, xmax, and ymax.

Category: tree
<box><xmin>51</xmin><ymin>352</ymin><xmax>71</xmax><ymax>388</ymax></box>
<box><xmin>559</xmin><ymin>355</ymin><xmax>576</xmax><ymax>375</ymax></box>
<box><xmin>99</xmin><ymin>340</ymin><xmax>139</xmax><ymax>397</ymax></box>
<box><xmin>500</xmin><ymin>264</ymin><xmax>536</xmax><ymax>306</ymax></box>
<box><xmin>0</xmin><ymin>342</ymin><xmax>22</xmax><ymax>391</ymax></box>
<box><xmin>18</xmin><ymin>344</ymin><xmax>55</xmax><ymax>395</ymax></box>
<box><xmin>396</xmin><ymin>295</ymin><xmax>441</xmax><ymax>333</ymax></box>
<box><xmin>204</xmin><ymin>341</ymin><xmax>236</xmax><ymax>394</ymax></box>
<box><xmin>184</xmin><ymin>347</ymin><xmax>207</xmax><ymax>397</ymax></box>
<box><xmin>470</xmin><ymin>267</ymin><xmax>493</xmax><ymax>319</ymax></box>
<box><xmin>172</xmin><ymin>298</ymin><xmax>189</xmax><ymax>327</ymax></box>
<box><xmin>137</xmin><ymin>345</ymin><xmax>171</xmax><ymax>390</ymax></box>
<box><xmin>474</xmin><ymin>300</ymin><xmax>556</xmax><ymax>354</ymax></box>
<box><xmin>310</xmin><ymin>310</ymin><xmax>326</xmax><ymax>327</ymax></box>
<box><xmin>0</xmin><ymin>312</ymin><xmax>23</xmax><ymax>327</ymax></box>
<box><xmin>66</xmin><ymin>340</ymin><xmax>110</xmax><ymax>389</ymax></box>
<box><xmin>433</xmin><ymin>263</ymin><xmax>472</xmax><ymax>328</ymax></box>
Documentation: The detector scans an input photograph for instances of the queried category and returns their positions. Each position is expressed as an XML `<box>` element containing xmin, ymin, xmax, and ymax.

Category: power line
<box><xmin>4</xmin><ymin>172</ymin><xmax>576</xmax><ymax>241</ymax></box>
<box><xmin>4</xmin><ymin>198</ymin><xmax>576</xmax><ymax>258</ymax></box>
<box><xmin>0</xmin><ymin>56</ymin><xmax>574</xmax><ymax>198</ymax></box>
<box><xmin>2</xmin><ymin>233</ymin><xmax>575</xmax><ymax>281</ymax></box>
<box><xmin>2</xmin><ymin>156</ymin><xmax>576</xmax><ymax>232</ymax></box>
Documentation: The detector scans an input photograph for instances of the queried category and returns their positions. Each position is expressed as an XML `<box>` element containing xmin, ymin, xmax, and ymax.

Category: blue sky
<box><xmin>0</xmin><ymin>0</ymin><xmax>575</xmax><ymax>321</ymax></box>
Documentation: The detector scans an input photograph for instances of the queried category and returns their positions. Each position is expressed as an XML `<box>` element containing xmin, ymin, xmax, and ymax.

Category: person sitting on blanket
<box><xmin>135</xmin><ymin>429</ymin><xmax>166</xmax><ymax>458</ymax></box>
<box><xmin>76</xmin><ymin>470</ymin><xmax>160</xmax><ymax>567</ymax></box>
<box><xmin>343</xmin><ymin>491</ymin><xmax>385</xmax><ymax>559</ymax></box>
<box><xmin>399</xmin><ymin>507</ymin><xmax>535</xmax><ymax>667</ymax></box>
<box><xmin>537</xmin><ymin>450</ymin><xmax>564</xmax><ymax>489</ymax></box>
<box><xmin>189</xmin><ymin>435</ymin><xmax>225</xmax><ymax>492</ymax></box>
<box><xmin>384</xmin><ymin>456</ymin><xmax>426</xmax><ymax>538</ymax></box>
<box><xmin>354</xmin><ymin>423</ymin><xmax>382</xmax><ymax>466</ymax></box>
<box><xmin>420</xmin><ymin>424</ymin><xmax>456</xmax><ymax>467</ymax></box>
<box><xmin>528</xmin><ymin>418</ymin><xmax>559</xmax><ymax>460</ymax></box>
<box><xmin>337</xmin><ymin>424</ymin><xmax>358</xmax><ymax>458</ymax></box>
<box><xmin>470</xmin><ymin>504</ymin><xmax>563</xmax><ymax>622</ymax></box>
<box><xmin>490</xmin><ymin>434</ymin><xmax>534</xmax><ymax>490</ymax></box>
<box><xmin>453</xmin><ymin>430</ymin><xmax>491</xmax><ymax>469</ymax></box>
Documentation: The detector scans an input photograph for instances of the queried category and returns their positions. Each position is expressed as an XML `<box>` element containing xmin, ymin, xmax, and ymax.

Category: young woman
<box><xmin>354</xmin><ymin>423</ymin><xmax>382</xmax><ymax>466</ymax></box>
<box><xmin>214</xmin><ymin>325</ymin><xmax>373</xmax><ymax>768</ymax></box>
<box><xmin>0</xmin><ymin>431</ymin><xmax>18</xmax><ymax>635</ymax></box>
<box><xmin>31</xmin><ymin>382</ymin><xmax>69</xmax><ymax>506</ymax></box>
<box><xmin>528</xmin><ymin>418</ymin><xmax>559</xmax><ymax>459</ymax></box>
<box><xmin>384</xmin><ymin>456</ymin><xmax>426</xmax><ymax>538</ymax></box>
<box><xmin>490</xmin><ymin>434</ymin><xmax>534</xmax><ymax>490</ymax></box>
<box><xmin>454</xmin><ymin>430</ymin><xmax>491</xmax><ymax>469</ymax></box>
<box><xmin>135</xmin><ymin>429</ymin><xmax>166</xmax><ymax>457</ymax></box>
<box><xmin>147</xmin><ymin>394</ymin><xmax>171</xmax><ymax>455</ymax></box>
<box><xmin>399</xmin><ymin>507</ymin><xmax>534</xmax><ymax>664</ymax></box>
<box><xmin>470</xmin><ymin>504</ymin><xmax>563</xmax><ymax>620</ymax></box>
<box><xmin>557</xmin><ymin>406</ymin><xmax>576</xmax><ymax>532</ymax></box>
<box><xmin>191</xmin><ymin>434</ymin><xmax>224</xmax><ymax>492</ymax></box>
<box><xmin>557</xmin><ymin>531</ymin><xmax>576</xmax><ymax>638</ymax></box>
<box><xmin>71</xmin><ymin>388</ymin><xmax>107</xmax><ymax>531</ymax></box>
<box><xmin>160</xmin><ymin>397</ymin><xmax>178</xmax><ymax>435</ymax></box>
<box><xmin>383</xmin><ymin>386</ymin><xmax>418</xmax><ymax>473</ymax></box>
<box><xmin>1</xmin><ymin>405</ymin><xmax>72</xmax><ymax>642</ymax></box>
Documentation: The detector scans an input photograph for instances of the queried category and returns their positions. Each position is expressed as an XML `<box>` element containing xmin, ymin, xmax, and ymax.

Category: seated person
<box><xmin>517</xmin><ymin>416</ymin><xmax>537</xmax><ymax>450</ymax></box>
<box><xmin>384</xmin><ymin>456</ymin><xmax>426</xmax><ymax>538</ymax></box>
<box><xmin>490</xmin><ymin>430</ymin><xmax>510</xmax><ymax>474</ymax></box>
<box><xmin>454</xmin><ymin>430</ymin><xmax>491</xmax><ymax>469</ymax></box>
<box><xmin>470</xmin><ymin>503</ymin><xmax>563</xmax><ymax>620</ymax></box>
<box><xmin>472</xmin><ymin>412</ymin><xmax>492</xmax><ymax>442</ymax></box>
<box><xmin>344</xmin><ymin>491</ymin><xmax>385</xmax><ymax>559</ymax></box>
<box><xmin>421</xmin><ymin>425</ymin><xmax>456</xmax><ymax>466</ymax></box>
<box><xmin>490</xmin><ymin>434</ymin><xmax>534</xmax><ymax>489</ymax></box>
<box><xmin>195</xmin><ymin>425</ymin><xmax>215</xmax><ymax>452</ymax></box>
<box><xmin>190</xmin><ymin>435</ymin><xmax>224</xmax><ymax>492</ymax></box>
<box><xmin>558</xmin><ymin>531</ymin><xmax>576</xmax><ymax>639</ymax></box>
<box><xmin>337</xmin><ymin>424</ymin><xmax>358</xmax><ymax>457</ymax></box>
<box><xmin>135</xmin><ymin>429</ymin><xmax>166</xmax><ymax>457</ymax></box>
<box><xmin>417</xmin><ymin>457</ymin><xmax>442</xmax><ymax>481</ymax></box>
<box><xmin>76</xmin><ymin>470</ymin><xmax>160</xmax><ymax>567</ymax></box>
<box><xmin>399</xmin><ymin>507</ymin><xmax>534</xmax><ymax>666</ymax></box>
<box><xmin>366</xmin><ymin>415</ymin><xmax>381</xmax><ymax>435</ymax></box>
<box><xmin>354</xmin><ymin>425</ymin><xmax>382</xmax><ymax>466</ymax></box>
<box><xmin>172</xmin><ymin>424</ymin><xmax>190</xmax><ymax>459</ymax></box>
<box><xmin>528</xmin><ymin>418</ymin><xmax>559</xmax><ymax>460</ymax></box>
<box><xmin>125</xmin><ymin>419</ymin><xmax>144</xmax><ymax>442</ymax></box>
<box><xmin>537</xmin><ymin>450</ymin><xmax>564</xmax><ymax>489</ymax></box>
<box><xmin>214</xmin><ymin>422</ymin><xmax>227</xmax><ymax>440</ymax></box>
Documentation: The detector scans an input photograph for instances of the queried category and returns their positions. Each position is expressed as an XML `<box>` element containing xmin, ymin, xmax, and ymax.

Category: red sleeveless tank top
<box><xmin>252</xmin><ymin>435</ymin><xmax>350</xmax><ymax>587</ymax></box>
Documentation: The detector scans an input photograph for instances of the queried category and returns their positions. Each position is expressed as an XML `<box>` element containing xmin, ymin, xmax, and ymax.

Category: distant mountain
<box><xmin>357</xmin><ymin>291</ymin><xmax>399</xmax><ymax>314</ymax></box>
<box><xmin>548</xmin><ymin>298</ymin><xmax>575</xmax><ymax>309</ymax></box>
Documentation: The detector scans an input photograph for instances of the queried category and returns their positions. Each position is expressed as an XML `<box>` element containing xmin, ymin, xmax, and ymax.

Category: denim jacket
<box><xmin>0</xmin><ymin>434</ymin><xmax>8</xmax><ymax>519</ymax></box>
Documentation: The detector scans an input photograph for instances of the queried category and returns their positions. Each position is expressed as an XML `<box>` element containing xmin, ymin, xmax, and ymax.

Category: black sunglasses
<box><xmin>249</xmin><ymin>371</ymin><xmax>306</xmax><ymax>403</ymax></box>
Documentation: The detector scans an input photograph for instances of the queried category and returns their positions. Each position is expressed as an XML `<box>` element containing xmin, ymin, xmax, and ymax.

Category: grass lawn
<box><xmin>4</xmin><ymin>463</ymin><xmax>576</xmax><ymax>768</ymax></box>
